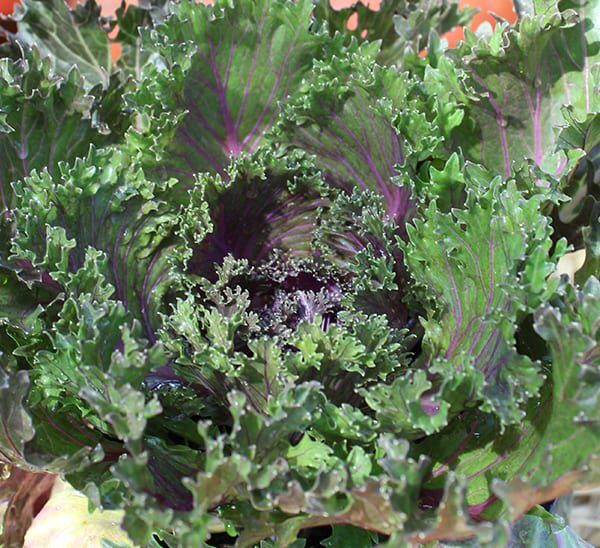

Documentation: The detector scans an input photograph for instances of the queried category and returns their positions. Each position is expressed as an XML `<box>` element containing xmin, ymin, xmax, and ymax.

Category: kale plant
<box><xmin>0</xmin><ymin>0</ymin><xmax>598</xmax><ymax>545</ymax></box>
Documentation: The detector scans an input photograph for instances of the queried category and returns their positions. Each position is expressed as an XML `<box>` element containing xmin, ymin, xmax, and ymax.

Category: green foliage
<box><xmin>14</xmin><ymin>0</ymin><xmax>166</xmax><ymax>85</ymax></box>
<box><xmin>0</xmin><ymin>0</ymin><xmax>598</xmax><ymax>546</ymax></box>
<box><xmin>314</xmin><ymin>0</ymin><xmax>476</xmax><ymax>65</ymax></box>
<box><xmin>405</xmin><ymin>168</ymin><xmax>562</xmax><ymax>427</ymax></box>
<box><xmin>0</xmin><ymin>49</ymin><xmax>128</xmax><ymax>218</ymax></box>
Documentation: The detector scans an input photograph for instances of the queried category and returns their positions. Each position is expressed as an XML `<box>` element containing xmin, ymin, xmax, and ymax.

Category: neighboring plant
<box><xmin>0</xmin><ymin>0</ymin><xmax>598</xmax><ymax>546</ymax></box>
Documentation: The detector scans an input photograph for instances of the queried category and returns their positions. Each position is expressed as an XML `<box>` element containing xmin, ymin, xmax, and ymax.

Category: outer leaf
<box><xmin>130</xmin><ymin>0</ymin><xmax>323</xmax><ymax>180</ymax></box>
<box><xmin>404</xmin><ymin>168</ymin><xmax>560</xmax><ymax>427</ymax></box>
<box><xmin>418</xmin><ymin>278</ymin><xmax>600</xmax><ymax>522</ymax></box>
<box><xmin>443</xmin><ymin>0</ymin><xmax>599</xmax><ymax>176</ymax></box>
<box><xmin>496</xmin><ymin>276</ymin><xmax>600</xmax><ymax>510</ymax></box>
<box><xmin>234</xmin><ymin>434</ymin><xmax>429</xmax><ymax>546</ymax></box>
<box><xmin>19</xmin><ymin>292</ymin><xmax>165</xmax><ymax>485</ymax></box>
<box><xmin>14</xmin><ymin>0</ymin><xmax>166</xmax><ymax>85</ymax></box>
<box><xmin>0</xmin><ymin>271</ymin><xmax>52</xmax><ymax>376</ymax></box>
<box><xmin>15</xmin><ymin>0</ymin><xmax>112</xmax><ymax>87</ymax></box>
<box><xmin>314</xmin><ymin>0</ymin><xmax>475</xmax><ymax>65</ymax></box>
<box><xmin>554</xmin><ymin>111</ymin><xmax>600</xmax><ymax>283</ymax></box>
<box><xmin>0</xmin><ymin>50</ymin><xmax>128</xmax><ymax>218</ymax></box>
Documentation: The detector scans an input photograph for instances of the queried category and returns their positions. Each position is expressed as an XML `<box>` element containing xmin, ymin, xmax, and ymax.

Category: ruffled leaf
<box><xmin>440</xmin><ymin>0</ymin><xmax>599</xmax><ymax>176</ymax></box>
<box><xmin>404</xmin><ymin>166</ymin><xmax>561</xmax><ymax>427</ymax></box>
<box><xmin>11</xmin><ymin>148</ymin><xmax>179</xmax><ymax>341</ymax></box>
<box><xmin>279</xmin><ymin>50</ymin><xmax>428</xmax><ymax>229</ymax></box>
<box><xmin>130</xmin><ymin>0</ymin><xmax>323</xmax><ymax>180</ymax></box>
<box><xmin>419</xmin><ymin>278</ymin><xmax>600</xmax><ymax>522</ymax></box>
<box><xmin>0</xmin><ymin>50</ymin><xmax>128</xmax><ymax>219</ymax></box>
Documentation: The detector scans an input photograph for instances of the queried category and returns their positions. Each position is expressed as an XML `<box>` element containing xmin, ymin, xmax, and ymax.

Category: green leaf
<box><xmin>405</xmin><ymin>168</ymin><xmax>561</xmax><ymax>427</ymax></box>
<box><xmin>321</xmin><ymin>524</ymin><xmax>378</xmax><ymax>548</ymax></box>
<box><xmin>0</xmin><ymin>268</ymin><xmax>53</xmax><ymax>336</ymax></box>
<box><xmin>493</xmin><ymin>276</ymin><xmax>600</xmax><ymax>514</ymax></box>
<box><xmin>443</xmin><ymin>0</ymin><xmax>599</xmax><ymax>176</ymax></box>
<box><xmin>362</xmin><ymin>369</ymin><xmax>450</xmax><ymax>437</ymax></box>
<box><xmin>129</xmin><ymin>0</ymin><xmax>323</xmax><ymax>180</ymax></box>
<box><xmin>0</xmin><ymin>50</ymin><xmax>128</xmax><ymax>218</ymax></box>
<box><xmin>285</xmin><ymin>433</ymin><xmax>335</xmax><ymax>471</ymax></box>
<box><xmin>315</xmin><ymin>402</ymin><xmax>378</xmax><ymax>444</ymax></box>
<box><xmin>17</xmin><ymin>293</ymin><xmax>165</xmax><ymax>482</ymax></box>
<box><xmin>15</xmin><ymin>0</ymin><xmax>113</xmax><ymax>87</ymax></box>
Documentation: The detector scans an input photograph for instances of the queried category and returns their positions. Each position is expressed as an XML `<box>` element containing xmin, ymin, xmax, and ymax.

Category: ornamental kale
<box><xmin>0</xmin><ymin>0</ymin><xmax>598</xmax><ymax>546</ymax></box>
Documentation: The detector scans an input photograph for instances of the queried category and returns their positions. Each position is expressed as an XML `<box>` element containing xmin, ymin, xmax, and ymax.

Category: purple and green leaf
<box><xmin>0</xmin><ymin>51</ymin><xmax>128</xmax><ymax>220</ymax></box>
<box><xmin>11</xmin><ymin>148</ymin><xmax>178</xmax><ymax>343</ymax></box>
<box><xmin>418</xmin><ymin>277</ymin><xmax>600</xmax><ymax>522</ymax></box>
<box><xmin>131</xmin><ymin>0</ymin><xmax>322</xmax><ymax>181</ymax></box>
<box><xmin>186</xmin><ymin>156</ymin><xmax>325</xmax><ymax>280</ymax></box>
<box><xmin>444</xmin><ymin>0</ymin><xmax>599</xmax><ymax>177</ymax></box>
<box><xmin>404</xmin><ymin>166</ymin><xmax>562</xmax><ymax>427</ymax></box>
